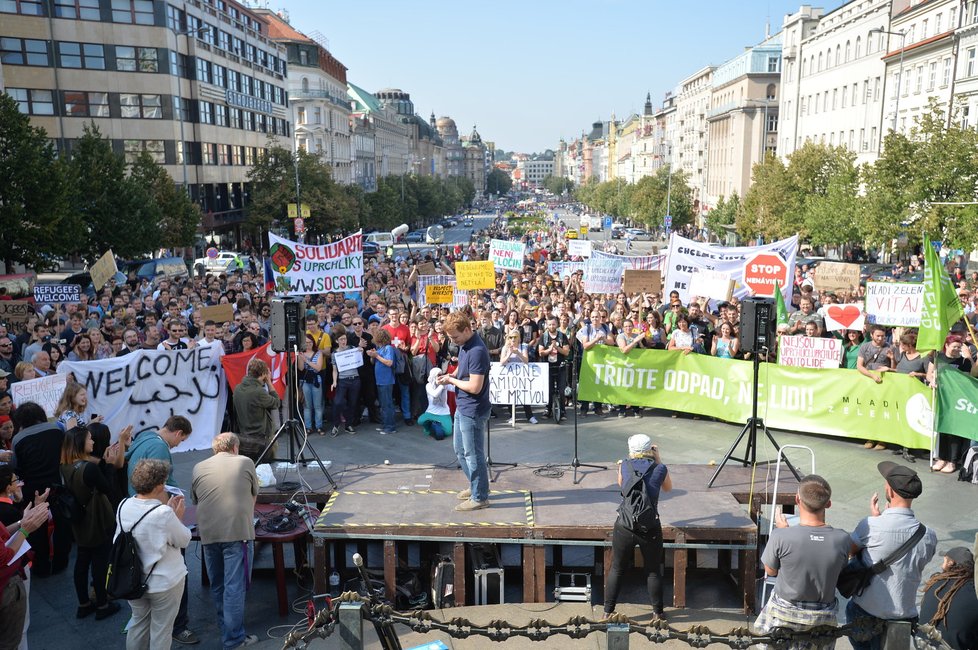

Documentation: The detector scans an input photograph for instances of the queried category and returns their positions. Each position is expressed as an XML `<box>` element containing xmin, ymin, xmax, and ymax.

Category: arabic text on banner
<box><xmin>267</xmin><ymin>231</ymin><xmax>363</xmax><ymax>296</ymax></box>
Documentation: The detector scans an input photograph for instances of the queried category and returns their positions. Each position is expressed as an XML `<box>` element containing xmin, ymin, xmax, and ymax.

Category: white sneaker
<box><xmin>529</xmin><ymin>417</ymin><xmax>538</xmax><ymax>424</ymax></box>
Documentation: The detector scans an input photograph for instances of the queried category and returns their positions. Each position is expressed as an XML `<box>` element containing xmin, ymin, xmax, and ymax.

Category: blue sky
<box><xmin>275</xmin><ymin>0</ymin><xmax>843</xmax><ymax>153</ymax></box>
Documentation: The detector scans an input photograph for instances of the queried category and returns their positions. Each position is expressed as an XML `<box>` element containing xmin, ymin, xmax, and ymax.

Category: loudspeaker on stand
<box><xmin>270</xmin><ymin>297</ymin><xmax>306</xmax><ymax>353</ymax></box>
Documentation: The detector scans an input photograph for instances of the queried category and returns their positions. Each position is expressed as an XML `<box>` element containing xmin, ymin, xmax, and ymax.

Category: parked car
<box><xmin>625</xmin><ymin>228</ymin><xmax>653</xmax><ymax>241</ymax></box>
<box><xmin>566</xmin><ymin>230</ymin><xmax>579</xmax><ymax>240</ymax></box>
<box><xmin>364</xmin><ymin>231</ymin><xmax>395</xmax><ymax>248</ymax></box>
<box><xmin>404</xmin><ymin>230</ymin><xmax>426</xmax><ymax>243</ymax></box>
<box><xmin>363</xmin><ymin>241</ymin><xmax>381</xmax><ymax>256</ymax></box>
<box><xmin>125</xmin><ymin>256</ymin><xmax>190</xmax><ymax>282</ymax></box>
<box><xmin>192</xmin><ymin>250</ymin><xmax>244</xmax><ymax>274</ymax></box>
<box><xmin>611</xmin><ymin>225</ymin><xmax>626</xmax><ymax>239</ymax></box>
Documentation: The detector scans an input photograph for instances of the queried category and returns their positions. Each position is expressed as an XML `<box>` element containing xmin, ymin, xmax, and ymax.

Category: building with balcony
<box><xmin>350</xmin><ymin>114</ymin><xmax>375</xmax><ymax>192</ymax></box>
<box><xmin>1</xmin><ymin>0</ymin><xmax>292</xmax><ymax>244</ymax></box>
<box><xmin>256</xmin><ymin>9</ymin><xmax>351</xmax><ymax>184</ymax></box>
<box><xmin>347</xmin><ymin>81</ymin><xmax>410</xmax><ymax>178</ymax></box>
<box><xmin>955</xmin><ymin>1</ymin><xmax>978</xmax><ymax>128</ymax></box>
<box><xmin>674</xmin><ymin>66</ymin><xmax>715</xmax><ymax>220</ymax></box>
<box><xmin>515</xmin><ymin>157</ymin><xmax>554</xmax><ymax>189</ymax></box>
<box><xmin>374</xmin><ymin>88</ymin><xmax>444</xmax><ymax>177</ymax></box>
<box><xmin>460</xmin><ymin>124</ymin><xmax>487</xmax><ymax>192</ymax></box>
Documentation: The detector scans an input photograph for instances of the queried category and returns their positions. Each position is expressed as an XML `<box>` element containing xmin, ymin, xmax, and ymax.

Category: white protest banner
<box><xmin>489</xmin><ymin>239</ymin><xmax>526</xmax><ymax>271</ymax></box>
<box><xmin>59</xmin><ymin>346</ymin><xmax>228</xmax><ymax>452</ymax></box>
<box><xmin>567</xmin><ymin>239</ymin><xmax>592</xmax><ymax>258</ymax></box>
<box><xmin>864</xmin><ymin>282</ymin><xmax>923</xmax><ymax>326</ymax></box>
<box><xmin>591</xmin><ymin>250</ymin><xmax>665</xmax><ymax>271</ymax></box>
<box><xmin>821</xmin><ymin>304</ymin><xmax>866</xmax><ymax>332</ymax></box>
<box><xmin>663</xmin><ymin>233</ymin><xmax>798</xmax><ymax>304</ymax></box>
<box><xmin>778</xmin><ymin>335</ymin><xmax>842</xmax><ymax>369</ymax></box>
<box><xmin>417</xmin><ymin>275</ymin><xmax>467</xmax><ymax>309</ymax></box>
<box><xmin>11</xmin><ymin>373</ymin><xmax>67</xmax><ymax>418</ymax></box>
<box><xmin>688</xmin><ymin>270</ymin><xmax>734</xmax><ymax>301</ymax></box>
<box><xmin>547</xmin><ymin>261</ymin><xmax>586</xmax><ymax>279</ymax></box>
<box><xmin>267</xmin><ymin>231</ymin><xmax>363</xmax><ymax>296</ymax></box>
<box><xmin>489</xmin><ymin>362</ymin><xmax>549</xmax><ymax>406</ymax></box>
<box><xmin>34</xmin><ymin>284</ymin><xmax>81</xmax><ymax>304</ymax></box>
<box><xmin>583</xmin><ymin>255</ymin><xmax>622</xmax><ymax>294</ymax></box>
<box><xmin>333</xmin><ymin>347</ymin><xmax>364</xmax><ymax>373</ymax></box>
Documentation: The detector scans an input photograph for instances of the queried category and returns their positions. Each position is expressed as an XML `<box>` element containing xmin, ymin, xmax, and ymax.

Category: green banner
<box><xmin>578</xmin><ymin>348</ymin><xmax>934</xmax><ymax>449</ymax></box>
<box><xmin>935</xmin><ymin>367</ymin><xmax>978</xmax><ymax>442</ymax></box>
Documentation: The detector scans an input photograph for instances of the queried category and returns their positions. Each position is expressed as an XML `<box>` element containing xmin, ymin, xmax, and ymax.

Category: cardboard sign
<box><xmin>688</xmin><ymin>270</ymin><xmax>734</xmax><ymax>301</ymax></box>
<box><xmin>424</xmin><ymin>284</ymin><xmax>455</xmax><ymax>305</ymax></box>
<box><xmin>199</xmin><ymin>303</ymin><xmax>235</xmax><ymax>323</ymax></box>
<box><xmin>11</xmin><ymin>373</ymin><xmax>67</xmax><ymax>418</ymax></box>
<box><xmin>90</xmin><ymin>250</ymin><xmax>118</xmax><ymax>291</ymax></box>
<box><xmin>489</xmin><ymin>362</ymin><xmax>549</xmax><ymax>405</ymax></box>
<box><xmin>33</xmin><ymin>284</ymin><xmax>81</xmax><ymax>304</ymax></box>
<box><xmin>622</xmin><ymin>270</ymin><xmax>662</xmax><ymax>295</ymax></box>
<box><xmin>489</xmin><ymin>239</ymin><xmax>526</xmax><ymax>271</ymax></box>
<box><xmin>333</xmin><ymin>347</ymin><xmax>364</xmax><ymax>373</ymax></box>
<box><xmin>864</xmin><ymin>282</ymin><xmax>923</xmax><ymax>327</ymax></box>
<box><xmin>416</xmin><ymin>261</ymin><xmax>436</xmax><ymax>276</ymax></box>
<box><xmin>584</xmin><ymin>256</ymin><xmax>622</xmax><ymax>294</ymax></box>
<box><xmin>567</xmin><ymin>239</ymin><xmax>592</xmax><ymax>258</ymax></box>
<box><xmin>815</xmin><ymin>262</ymin><xmax>860</xmax><ymax>293</ymax></box>
<box><xmin>0</xmin><ymin>301</ymin><xmax>32</xmax><ymax>324</ymax></box>
<box><xmin>455</xmin><ymin>261</ymin><xmax>496</xmax><ymax>290</ymax></box>
<box><xmin>778</xmin><ymin>335</ymin><xmax>842</xmax><ymax>369</ymax></box>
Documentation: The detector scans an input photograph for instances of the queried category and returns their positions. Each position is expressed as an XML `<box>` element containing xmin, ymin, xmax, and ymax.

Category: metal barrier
<box><xmin>283</xmin><ymin>592</ymin><xmax>953</xmax><ymax>649</ymax></box>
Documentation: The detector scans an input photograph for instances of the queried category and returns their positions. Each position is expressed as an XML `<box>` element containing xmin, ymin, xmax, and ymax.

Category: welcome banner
<box><xmin>663</xmin><ymin>233</ymin><xmax>798</xmax><ymax>304</ymax></box>
<box><xmin>60</xmin><ymin>347</ymin><xmax>229</xmax><ymax>452</ymax></box>
<box><xmin>267</xmin><ymin>231</ymin><xmax>363</xmax><ymax>296</ymax></box>
<box><xmin>578</xmin><ymin>347</ymin><xmax>933</xmax><ymax>449</ymax></box>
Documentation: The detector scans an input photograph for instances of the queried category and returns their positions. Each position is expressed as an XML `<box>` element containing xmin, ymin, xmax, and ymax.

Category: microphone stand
<box><xmin>352</xmin><ymin>553</ymin><xmax>402</xmax><ymax>650</ymax></box>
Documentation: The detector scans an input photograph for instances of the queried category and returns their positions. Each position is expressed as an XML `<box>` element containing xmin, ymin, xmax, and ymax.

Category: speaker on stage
<box><xmin>270</xmin><ymin>297</ymin><xmax>306</xmax><ymax>352</ymax></box>
<box><xmin>739</xmin><ymin>297</ymin><xmax>776</xmax><ymax>353</ymax></box>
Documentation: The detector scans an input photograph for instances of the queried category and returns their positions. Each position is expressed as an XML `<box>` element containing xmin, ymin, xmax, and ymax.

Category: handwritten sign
<box><xmin>425</xmin><ymin>284</ymin><xmax>455</xmax><ymax>305</ymax></box>
<box><xmin>417</xmin><ymin>275</ymin><xmax>467</xmax><ymax>308</ymax></box>
<box><xmin>584</xmin><ymin>256</ymin><xmax>622</xmax><ymax>294</ymax></box>
<box><xmin>567</xmin><ymin>239</ymin><xmax>592</xmax><ymax>258</ymax></box>
<box><xmin>815</xmin><ymin>262</ymin><xmax>860</xmax><ymax>293</ymax></box>
<box><xmin>416</xmin><ymin>261</ymin><xmax>436</xmax><ymax>276</ymax></box>
<box><xmin>455</xmin><ymin>261</ymin><xmax>496</xmax><ymax>290</ymax></box>
<box><xmin>489</xmin><ymin>239</ymin><xmax>526</xmax><ymax>271</ymax></box>
<box><xmin>199</xmin><ymin>303</ymin><xmax>235</xmax><ymax>323</ymax></box>
<box><xmin>333</xmin><ymin>347</ymin><xmax>364</xmax><ymax>373</ymax></box>
<box><xmin>90</xmin><ymin>250</ymin><xmax>118</xmax><ymax>291</ymax></box>
<box><xmin>622</xmin><ymin>270</ymin><xmax>662</xmax><ymax>295</ymax></box>
<box><xmin>778</xmin><ymin>335</ymin><xmax>842</xmax><ymax>369</ymax></box>
<box><xmin>33</xmin><ymin>284</ymin><xmax>81</xmax><ymax>304</ymax></box>
<box><xmin>864</xmin><ymin>282</ymin><xmax>923</xmax><ymax>327</ymax></box>
<box><xmin>547</xmin><ymin>261</ymin><xmax>586</xmax><ymax>279</ymax></box>
<box><xmin>688</xmin><ymin>270</ymin><xmax>734</xmax><ymax>301</ymax></box>
<box><xmin>11</xmin><ymin>373</ymin><xmax>68</xmax><ymax>418</ymax></box>
<box><xmin>488</xmin><ymin>362</ymin><xmax>549</xmax><ymax>405</ymax></box>
<box><xmin>0</xmin><ymin>301</ymin><xmax>32</xmax><ymax>324</ymax></box>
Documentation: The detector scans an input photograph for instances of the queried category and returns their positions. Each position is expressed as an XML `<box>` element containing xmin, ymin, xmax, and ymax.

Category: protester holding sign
<box><xmin>927</xmin><ymin>334</ymin><xmax>977</xmax><ymax>474</ymax></box>
<box><xmin>500</xmin><ymin>332</ymin><xmax>538</xmax><ymax>424</ymax></box>
<box><xmin>330</xmin><ymin>331</ymin><xmax>361</xmax><ymax>437</ymax></box>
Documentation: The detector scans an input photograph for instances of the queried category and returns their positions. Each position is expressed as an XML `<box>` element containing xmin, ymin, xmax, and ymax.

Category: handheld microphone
<box><xmin>352</xmin><ymin>552</ymin><xmax>374</xmax><ymax>600</ymax></box>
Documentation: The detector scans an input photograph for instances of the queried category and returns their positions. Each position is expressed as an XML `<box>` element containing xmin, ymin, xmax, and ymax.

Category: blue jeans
<box><xmin>453</xmin><ymin>410</ymin><xmax>490</xmax><ymax>502</ymax></box>
<box><xmin>203</xmin><ymin>541</ymin><xmax>254</xmax><ymax>650</ymax></box>
<box><xmin>301</xmin><ymin>381</ymin><xmax>324</xmax><ymax>429</ymax></box>
<box><xmin>398</xmin><ymin>382</ymin><xmax>411</xmax><ymax>420</ymax></box>
<box><xmin>377</xmin><ymin>383</ymin><xmax>396</xmax><ymax>432</ymax></box>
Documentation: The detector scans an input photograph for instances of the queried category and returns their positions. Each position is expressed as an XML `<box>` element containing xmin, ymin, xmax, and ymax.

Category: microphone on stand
<box><xmin>352</xmin><ymin>553</ymin><xmax>375</xmax><ymax>601</ymax></box>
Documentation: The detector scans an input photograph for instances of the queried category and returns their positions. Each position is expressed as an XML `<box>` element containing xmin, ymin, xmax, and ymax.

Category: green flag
<box><xmin>775</xmin><ymin>281</ymin><xmax>788</xmax><ymax>327</ymax></box>
<box><xmin>936</xmin><ymin>366</ymin><xmax>978</xmax><ymax>442</ymax></box>
<box><xmin>919</xmin><ymin>237</ymin><xmax>964</xmax><ymax>352</ymax></box>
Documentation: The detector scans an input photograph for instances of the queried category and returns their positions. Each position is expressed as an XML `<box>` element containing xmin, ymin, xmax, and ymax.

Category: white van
<box><xmin>364</xmin><ymin>231</ymin><xmax>395</xmax><ymax>248</ymax></box>
<box><xmin>426</xmin><ymin>225</ymin><xmax>445</xmax><ymax>244</ymax></box>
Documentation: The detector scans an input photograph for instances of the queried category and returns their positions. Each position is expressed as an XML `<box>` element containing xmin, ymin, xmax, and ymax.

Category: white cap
<box><xmin>628</xmin><ymin>434</ymin><xmax>653</xmax><ymax>455</ymax></box>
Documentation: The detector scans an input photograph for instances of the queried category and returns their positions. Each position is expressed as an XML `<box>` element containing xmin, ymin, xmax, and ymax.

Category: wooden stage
<box><xmin>310</xmin><ymin>462</ymin><xmax>799</xmax><ymax>613</ymax></box>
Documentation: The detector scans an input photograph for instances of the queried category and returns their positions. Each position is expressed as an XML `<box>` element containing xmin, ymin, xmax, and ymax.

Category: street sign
<box><xmin>580</xmin><ymin>224</ymin><xmax>589</xmax><ymax>235</ymax></box>
<box><xmin>603</xmin><ymin>216</ymin><xmax>613</xmax><ymax>230</ymax></box>
<box><xmin>664</xmin><ymin>214</ymin><xmax>672</xmax><ymax>227</ymax></box>
<box><xmin>287</xmin><ymin>203</ymin><xmax>310</xmax><ymax>218</ymax></box>
<box><xmin>742</xmin><ymin>252</ymin><xmax>789</xmax><ymax>297</ymax></box>
<box><xmin>205</xmin><ymin>247</ymin><xmax>219</xmax><ymax>259</ymax></box>
<box><xmin>294</xmin><ymin>217</ymin><xmax>306</xmax><ymax>234</ymax></box>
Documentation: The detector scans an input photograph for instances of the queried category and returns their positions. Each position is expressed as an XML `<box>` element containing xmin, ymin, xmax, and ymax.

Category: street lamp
<box><xmin>870</xmin><ymin>27</ymin><xmax>907</xmax><ymax>134</ymax></box>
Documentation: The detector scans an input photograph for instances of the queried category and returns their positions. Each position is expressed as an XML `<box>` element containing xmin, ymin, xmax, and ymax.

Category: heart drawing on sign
<box><xmin>828</xmin><ymin>305</ymin><xmax>861</xmax><ymax>328</ymax></box>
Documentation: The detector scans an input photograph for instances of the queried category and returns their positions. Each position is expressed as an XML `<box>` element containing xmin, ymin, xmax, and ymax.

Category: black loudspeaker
<box><xmin>740</xmin><ymin>297</ymin><xmax>776</xmax><ymax>353</ymax></box>
<box><xmin>271</xmin><ymin>297</ymin><xmax>306</xmax><ymax>352</ymax></box>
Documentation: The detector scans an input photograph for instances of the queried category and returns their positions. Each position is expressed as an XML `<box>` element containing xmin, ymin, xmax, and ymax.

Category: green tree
<box><xmin>0</xmin><ymin>92</ymin><xmax>76</xmax><ymax>270</ymax></box>
<box><xmin>738</xmin><ymin>153</ymin><xmax>793</xmax><ymax>240</ymax></box>
<box><xmin>67</xmin><ymin>123</ymin><xmax>160</xmax><ymax>263</ymax></box>
<box><xmin>628</xmin><ymin>167</ymin><xmax>694</xmax><ymax>229</ymax></box>
<box><xmin>128</xmin><ymin>152</ymin><xmax>201</xmax><ymax>248</ymax></box>
<box><xmin>542</xmin><ymin>175</ymin><xmax>574</xmax><ymax>195</ymax></box>
<box><xmin>366</xmin><ymin>176</ymin><xmax>403</xmax><ymax>231</ymax></box>
<box><xmin>485</xmin><ymin>168</ymin><xmax>512</xmax><ymax>195</ymax></box>
<box><xmin>787</xmin><ymin>143</ymin><xmax>860</xmax><ymax>246</ymax></box>
<box><xmin>706</xmin><ymin>193</ymin><xmax>739</xmax><ymax>236</ymax></box>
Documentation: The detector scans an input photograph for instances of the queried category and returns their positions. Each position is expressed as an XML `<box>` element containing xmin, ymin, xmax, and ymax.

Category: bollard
<box><xmin>882</xmin><ymin>620</ymin><xmax>912</xmax><ymax>649</ymax></box>
<box><xmin>607</xmin><ymin>623</ymin><xmax>630</xmax><ymax>650</ymax></box>
<box><xmin>338</xmin><ymin>601</ymin><xmax>366</xmax><ymax>650</ymax></box>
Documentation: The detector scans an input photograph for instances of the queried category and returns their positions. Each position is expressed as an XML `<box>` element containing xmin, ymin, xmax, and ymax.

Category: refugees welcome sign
<box><xmin>268</xmin><ymin>231</ymin><xmax>363</xmax><ymax>296</ymax></box>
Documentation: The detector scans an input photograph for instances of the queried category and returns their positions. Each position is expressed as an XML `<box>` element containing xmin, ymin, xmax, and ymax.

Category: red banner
<box><xmin>220</xmin><ymin>342</ymin><xmax>288</xmax><ymax>398</ymax></box>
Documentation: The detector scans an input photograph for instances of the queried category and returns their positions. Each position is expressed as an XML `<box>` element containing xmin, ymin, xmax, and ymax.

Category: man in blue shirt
<box><xmin>438</xmin><ymin>312</ymin><xmax>491</xmax><ymax>511</ymax></box>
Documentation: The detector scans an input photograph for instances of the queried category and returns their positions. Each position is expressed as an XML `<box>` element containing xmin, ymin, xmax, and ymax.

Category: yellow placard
<box><xmin>287</xmin><ymin>203</ymin><xmax>311</xmax><ymax>218</ymax></box>
<box><xmin>425</xmin><ymin>284</ymin><xmax>455</xmax><ymax>304</ymax></box>
<box><xmin>455</xmin><ymin>261</ymin><xmax>496</xmax><ymax>290</ymax></box>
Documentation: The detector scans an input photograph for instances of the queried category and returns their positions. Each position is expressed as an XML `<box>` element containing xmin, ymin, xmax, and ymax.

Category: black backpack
<box><xmin>105</xmin><ymin>498</ymin><xmax>162</xmax><ymax>600</ymax></box>
<box><xmin>616</xmin><ymin>459</ymin><xmax>660</xmax><ymax>535</ymax></box>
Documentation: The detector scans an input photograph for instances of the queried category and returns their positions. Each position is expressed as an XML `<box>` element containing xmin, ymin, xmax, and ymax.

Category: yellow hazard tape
<box><xmin>314</xmin><ymin>491</ymin><xmax>340</xmax><ymax>528</ymax></box>
<box><xmin>524</xmin><ymin>492</ymin><xmax>535</xmax><ymax>527</ymax></box>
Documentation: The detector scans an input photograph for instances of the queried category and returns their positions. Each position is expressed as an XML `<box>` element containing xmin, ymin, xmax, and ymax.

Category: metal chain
<box><xmin>281</xmin><ymin>591</ymin><xmax>953</xmax><ymax>649</ymax></box>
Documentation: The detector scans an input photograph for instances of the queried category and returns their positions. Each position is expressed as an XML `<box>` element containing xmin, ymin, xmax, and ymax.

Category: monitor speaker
<box><xmin>271</xmin><ymin>297</ymin><xmax>306</xmax><ymax>353</ymax></box>
<box><xmin>740</xmin><ymin>297</ymin><xmax>776</xmax><ymax>353</ymax></box>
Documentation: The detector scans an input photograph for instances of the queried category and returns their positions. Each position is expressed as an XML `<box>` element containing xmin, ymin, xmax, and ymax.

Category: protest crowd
<box><xmin>0</xmin><ymin>201</ymin><xmax>976</xmax><ymax>649</ymax></box>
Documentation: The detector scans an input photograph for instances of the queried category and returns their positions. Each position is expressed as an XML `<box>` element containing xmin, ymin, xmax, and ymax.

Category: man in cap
<box><xmin>919</xmin><ymin>547</ymin><xmax>977</xmax><ymax>650</ymax></box>
<box><xmin>847</xmin><ymin>462</ymin><xmax>937</xmax><ymax>650</ymax></box>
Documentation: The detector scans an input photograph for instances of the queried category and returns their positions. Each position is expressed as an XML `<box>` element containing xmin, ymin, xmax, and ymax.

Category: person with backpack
<box><xmin>603</xmin><ymin>433</ymin><xmax>672</xmax><ymax>620</ymax></box>
<box><xmin>115</xmin><ymin>458</ymin><xmax>191</xmax><ymax>650</ymax></box>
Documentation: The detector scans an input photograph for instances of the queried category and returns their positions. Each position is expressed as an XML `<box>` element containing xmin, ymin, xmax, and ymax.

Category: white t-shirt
<box><xmin>425</xmin><ymin>383</ymin><xmax>450</xmax><ymax>416</ymax></box>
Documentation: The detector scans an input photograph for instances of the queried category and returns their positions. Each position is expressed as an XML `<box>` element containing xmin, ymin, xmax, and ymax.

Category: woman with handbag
<box><xmin>603</xmin><ymin>434</ymin><xmax>672</xmax><ymax>620</ymax></box>
<box><xmin>60</xmin><ymin>425</ymin><xmax>123</xmax><ymax>621</ymax></box>
<box><xmin>297</xmin><ymin>333</ymin><xmax>325</xmax><ymax>435</ymax></box>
